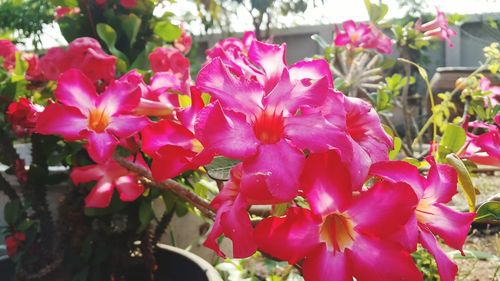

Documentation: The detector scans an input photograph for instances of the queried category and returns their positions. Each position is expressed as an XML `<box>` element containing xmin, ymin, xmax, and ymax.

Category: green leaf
<box><xmin>4</xmin><ymin>200</ymin><xmax>22</xmax><ymax>225</ymax></box>
<box><xmin>96</xmin><ymin>23</ymin><xmax>129</xmax><ymax>65</ymax></box>
<box><xmin>11</xmin><ymin>52</ymin><xmax>27</xmax><ymax>82</ymax></box>
<box><xmin>50</xmin><ymin>0</ymin><xmax>78</xmax><ymax>7</ymax></box>
<box><xmin>119</xmin><ymin>13</ymin><xmax>142</xmax><ymax>47</ymax></box>
<box><xmin>439</xmin><ymin>124</ymin><xmax>466</xmax><ymax>154</ymax></box>
<box><xmin>205</xmin><ymin>156</ymin><xmax>240</xmax><ymax>181</ymax></box>
<box><xmin>475</xmin><ymin>200</ymin><xmax>500</xmax><ymax>222</ymax></box>
<box><xmin>154</xmin><ymin>21</ymin><xmax>182</xmax><ymax>42</ymax></box>
<box><xmin>445</xmin><ymin>154</ymin><xmax>476</xmax><ymax>212</ymax></box>
<box><xmin>389</xmin><ymin>137</ymin><xmax>402</xmax><ymax>160</ymax></box>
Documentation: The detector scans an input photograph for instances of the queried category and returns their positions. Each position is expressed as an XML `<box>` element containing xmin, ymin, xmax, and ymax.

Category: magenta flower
<box><xmin>141</xmin><ymin>89</ymin><xmax>213</xmax><ymax>181</ymax></box>
<box><xmin>311</xmin><ymin>91</ymin><xmax>392</xmax><ymax>189</ymax></box>
<box><xmin>71</xmin><ymin>155</ymin><xmax>147</xmax><ymax>208</ymax></box>
<box><xmin>6</xmin><ymin>98</ymin><xmax>44</xmax><ymax>137</ymax></box>
<box><xmin>416</xmin><ymin>7</ymin><xmax>456</xmax><ymax>47</ymax></box>
<box><xmin>195</xmin><ymin>56</ymin><xmax>350</xmax><ymax>201</ymax></box>
<box><xmin>461</xmin><ymin>119</ymin><xmax>500</xmax><ymax>167</ymax></box>
<box><xmin>370</xmin><ymin>157</ymin><xmax>475</xmax><ymax>281</ymax></box>
<box><xmin>39</xmin><ymin>37</ymin><xmax>116</xmax><ymax>83</ymax></box>
<box><xmin>334</xmin><ymin>20</ymin><xmax>372</xmax><ymax>48</ymax></box>
<box><xmin>174</xmin><ymin>26</ymin><xmax>193</xmax><ymax>54</ymax></box>
<box><xmin>334</xmin><ymin>20</ymin><xmax>393</xmax><ymax>54</ymax></box>
<box><xmin>255</xmin><ymin>151</ymin><xmax>423</xmax><ymax>281</ymax></box>
<box><xmin>36</xmin><ymin>69</ymin><xmax>149</xmax><ymax>163</ymax></box>
<box><xmin>203</xmin><ymin>164</ymin><xmax>259</xmax><ymax>258</ymax></box>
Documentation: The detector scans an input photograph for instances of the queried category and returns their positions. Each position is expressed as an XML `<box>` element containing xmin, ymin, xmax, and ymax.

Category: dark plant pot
<box><xmin>0</xmin><ymin>245</ymin><xmax>221</xmax><ymax>281</ymax></box>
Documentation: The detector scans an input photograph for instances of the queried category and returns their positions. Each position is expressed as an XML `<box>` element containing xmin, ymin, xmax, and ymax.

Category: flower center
<box><xmin>252</xmin><ymin>108</ymin><xmax>285</xmax><ymax>144</ymax></box>
<box><xmin>88</xmin><ymin>108</ymin><xmax>110</xmax><ymax>133</ymax></box>
<box><xmin>415</xmin><ymin>198</ymin><xmax>434</xmax><ymax>224</ymax></box>
<box><xmin>320</xmin><ymin>213</ymin><xmax>356</xmax><ymax>252</ymax></box>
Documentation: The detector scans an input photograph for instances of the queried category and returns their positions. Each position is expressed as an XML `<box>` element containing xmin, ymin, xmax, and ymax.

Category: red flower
<box><xmin>6</xmin><ymin>98</ymin><xmax>44</xmax><ymax>137</ymax></box>
<box><xmin>174</xmin><ymin>26</ymin><xmax>192</xmax><ymax>54</ymax></box>
<box><xmin>5</xmin><ymin>231</ymin><xmax>26</xmax><ymax>257</ymax></box>
<box><xmin>39</xmin><ymin>37</ymin><xmax>116</xmax><ymax>83</ymax></box>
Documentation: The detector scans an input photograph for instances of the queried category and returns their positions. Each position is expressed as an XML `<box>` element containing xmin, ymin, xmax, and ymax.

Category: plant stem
<box><xmin>0</xmin><ymin>173</ymin><xmax>20</xmax><ymax>201</ymax></box>
<box><xmin>400</xmin><ymin>50</ymin><xmax>414</xmax><ymax>153</ymax></box>
<box><xmin>113</xmin><ymin>154</ymin><xmax>215</xmax><ymax>220</ymax></box>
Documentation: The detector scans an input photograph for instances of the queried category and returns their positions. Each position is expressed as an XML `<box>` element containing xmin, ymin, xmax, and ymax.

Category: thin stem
<box><xmin>113</xmin><ymin>154</ymin><xmax>215</xmax><ymax>220</ymax></box>
<box><xmin>400</xmin><ymin>51</ymin><xmax>414</xmax><ymax>153</ymax></box>
<box><xmin>0</xmin><ymin>173</ymin><xmax>20</xmax><ymax>201</ymax></box>
<box><xmin>380</xmin><ymin>114</ymin><xmax>413</xmax><ymax>157</ymax></box>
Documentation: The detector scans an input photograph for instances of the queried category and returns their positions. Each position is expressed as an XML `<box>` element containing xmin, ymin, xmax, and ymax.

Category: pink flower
<box><xmin>370</xmin><ymin>157</ymin><xmax>475</xmax><ymax>281</ymax></box>
<box><xmin>54</xmin><ymin>6</ymin><xmax>80</xmax><ymax>19</ymax></box>
<box><xmin>461</xmin><ymin>119</ymin><xmax>500</xmax><ymax>166</ymax></box>
<box><xmin>311</xmin><ymin>90</ymin><xmax>393</xmax><ymax>189</ymax></box>
<box><xmin>141</xmin><ymin>88</ymin><xmax>213</xmax><ymax>181</ymax></box>
<box><xmin>71</xmin><ymin>155</ymin><xmax>147</xmax><ymax>208</ymax></box>
<box><xmin>39</xmin><ymin>37</ymin><xmax>116</xmax><ymax>83</ymax></box>
<box><xmin>35</xmin><ymin>69</ymin><xmax>149</xmax><ymax>163</ymax></box>
<box><xmin>416</xmin><ymin>7</ymin><xmax>456</xmax><ymax>47</ymax></box>
<box><xmin>24</xmin><ymin>54</ymin><xmax>45</xmax><ymax>82</ymax></box>
<box><xmin>5</xmin><ymin>231</ymin><xmax>26</xmax><ymax>257</ymax></box>
<box><xmin>6</xmin><ymin>98</ymin><xmax>44</xmax><ymax>137</ymax></box>
<box><xmin>195</xmin><ymin>55</ymin><xmax>350</xmax><ymax>202</ymax></box>
<box><xmin>334</xmin><ymin>20</ymin><xmax>393</xmax><ymax>54</ymax></box>
<box><xmin>255</xmin><ymin>151</ymin><xmax>423</xmax><ymax>281</ymax></box>
<box><xmin>0</xmin><ymin>39</ymin><xmax>17</xmax><ymax>70</ymax></box>
<box><xmin>203</xmin><ymin>164</ymin><xmax>260</xmax><ymax>258</ymax></box>
<box><xmin>174</xmin><ymin>26</ymin><xmax>192</xmax><ymax>54</ymax></box>
<box><xmin>334</xmin><ymin>20</ymin><xmax>372</xmax><ymax>48</ymax></box>
<box><xmin>480</xmin><ymin>77</ymin><xmax>500</xmax><ymax>107</ymax></box>
<box><xmin>148</xmin><ymin>47</ymin><xmax>190</xmax><ymax>94</ymax></box>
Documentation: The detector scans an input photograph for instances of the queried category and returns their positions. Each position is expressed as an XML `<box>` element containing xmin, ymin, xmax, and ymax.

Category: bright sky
<box><xmin>26</xmin><ymin>0</ymin><xmax>500</xmax><ymax>50</ymax></box>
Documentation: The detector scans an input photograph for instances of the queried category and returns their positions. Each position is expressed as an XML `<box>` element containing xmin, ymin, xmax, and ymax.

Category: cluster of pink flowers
<box><xmin>4</xmin><ymin>31</ymin><xmax>476</xmax><ymax>280</ymax></box>
<box><xmin>334</xmin><ymin>20</ymin><xmax>393</xmax><ymax>54</ymax></box>
<box><xmin>461</xmin><ymin>117</ymin><xmax>500</xmax><ymax>167</ymax></box>
<box><xmin>416</xmin><ymin>7</ymin><xmax>457</xmax><ymax>47</ymax></box>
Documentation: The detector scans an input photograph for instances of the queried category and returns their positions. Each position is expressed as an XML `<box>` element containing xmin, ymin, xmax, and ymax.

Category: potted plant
<box><xmin>0</xmin><ymin>1</ymin><xmax>498</xmax><ymax>281</ymax></box>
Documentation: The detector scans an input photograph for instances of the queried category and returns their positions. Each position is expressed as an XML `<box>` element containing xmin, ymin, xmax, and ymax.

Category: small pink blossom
<box><xmin>0</xmin><ymin>39</ymin><xmax>17</xmax><ymax>70</ymax></box>
<box><xmin>55</xmin><ymin>6</ymin><xmax>80</xmax><ymax>19</ymax></box>
<box><xmin>461</xmin><ymin>118</ymin><xmax>500</xmax><ymax>166</ymax></box>
<box><xmin>480</xmin><ymin>77</ymin><xmax>500</xmax><ymax>107</ymax></box>
<box><xmin>71</xmin><ymin>155</ymin><xmax>147</xmax><ymax>208</ymax></box>
<box><xmin>334</xmin><ymin>21</ymin><xmax>393</xmax><ymax>54</ymax></box>
<box><xmin>174</xmin><ymin>26</ymin><xmax>192</xmax><ymax>54</ymax></box>
<box><xmin>35</xmin><ymin>69</ymin><xmax>149</xmax><ymax>163</ymax></box>
<box><xmin>416</xmin><ymin>7</ymin><xmax>456</xmax><ymax>47</ymax></box>
<box><xmin>148</xmin><ymin>47</ymin><xmax>190</xmax><ymax>93</ymax></box>
<box><xmin>6</xmin><ymin>98</ymin><xmax>44</xmax><ymax>137</ymax></box>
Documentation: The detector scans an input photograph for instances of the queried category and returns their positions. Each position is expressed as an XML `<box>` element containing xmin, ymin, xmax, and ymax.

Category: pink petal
<box><xmin>289</xmin><ymin>59</ymin><xmax>333</xmax><ymax>87</ymax></box>
<box><xmin>334</xmin><ymin>33</ymin><xmax>351</xmax><ymax>46</ymax></box>
<box><xmin>176</xmin><ymin>86</ymin><xmax>205</xmax><ymax>131</ymax></box>
<box><xmin>264</xmin><ymin>69</ymin><xmax>329</xmax><ymax>116</ymax></box>
<box><xmin>205</xmin><ymin>195</ymin><xmax>256</xmax><ymax>258</ymax></box>
<box><xmin>302</xmin><ymin>245</ymin><xmax>351</xmax><ymax>281</ymax></box>
<box><xmin>349</xmin><ymin>181</ymin><xmax>418</xmax><ymax>236</ymax></box>
<box><xmin>107</xmin><ymin>115</ymin><xmax>150</xmax><ymax>139</ymax></box>
<box><xmin>241</xmin><ymin>139</ymin><xmax>304</xmax><ymax>201</ymax></box>
<box><xmin>349</xmin><ymin>235</ymin><xmax>424</xmax><ymax>281</ymax></box>
<box><xmin>70</xmin><ymin>164</ymin><xmax>104</xmax><ymax>185</ymax></box>
<box><xmin>300</xmin><ymin>150</ymin><xmax>352</xmax><ymax>215</ymax></box>
<box><xmin>85</xmin><ymin>178</ymin><xmax>115</xmax><ymax>208</ymax></box>
<box><xmin>86</xmin><ymin>131</ymin><xmax>118</xmax><ymax>163</ymax></box>
<box><xmin>342</xmin><ymin>20</ymin><xmax>357</xmax><ymax>34</ymax></box>
<box><xmin>418</xmin><ymin>203</ymin><xmax>475</xmax><ymax>250</ymax></box>
<box><xmin>35</xmin><ymin>103</ymin><xmax>88</xmax><ymax>140</ymax></box>
<box><xmin>389</xmin><ymin>215</ymin><xmax>419</xmax><ymax>252</ymax></box>
<box><xmin>476</xmin><ymin>130</ymin><xmax>500</xmax><ymax>158</ymax></box>
<box><xmin>369</xmin><ymin>160</ymin><xmax>426</xmax><ymax>198</ymax></box>
<box><xmin>285</xmin><ymin>111</ymin><xmax>352</xmax><ymax>153</ymax></box>
<box><xmin>115</xmin><ymin>175</ymin><xmax>144</xmax><ymax>202</ymax></box>
<box><xmin>141</xmin><ymin>119</ymin><xmax>194</xmax><ymax>156</ymax></box>
<box><xmin>55</xmin><ymin>69</ymin><xmax>97</xmax><ymax>112</ymax></box>
<box><xmin>195</xmin><ymin>102</ymin><xmax>259</xmax><ymax>159</ymax></box>
<box><xmin>195</xmin><ymin>58</ymin><xmax>264</xmax><ymax>115</ymax></box>
<box><xmin>419</xmin><ymin>226</ymin><xmax>458</xmax><ymax>281</ymax></box>
<box><xmin>247</xmin><ymin>40</ymin><xmax>286</xmax><ymax>93</ymax></box>
<box><xmin>98</xmin><ymin>80</ymin><xmax>141</xmax><ymax>116</ymax></box>
<box><xmin>425</xmin><ymin>157</ymin><xmax>458</xmax><ymax>203</ymax></box>
<box><xmin>254</xmin><ymin>207</ymin><xmax>321</xmax><ymax>264</ymax></box>
<box><xmin>151</xmin><ymin>145</ymin><xmax>196</xmax><ymax>181</ymax></box>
